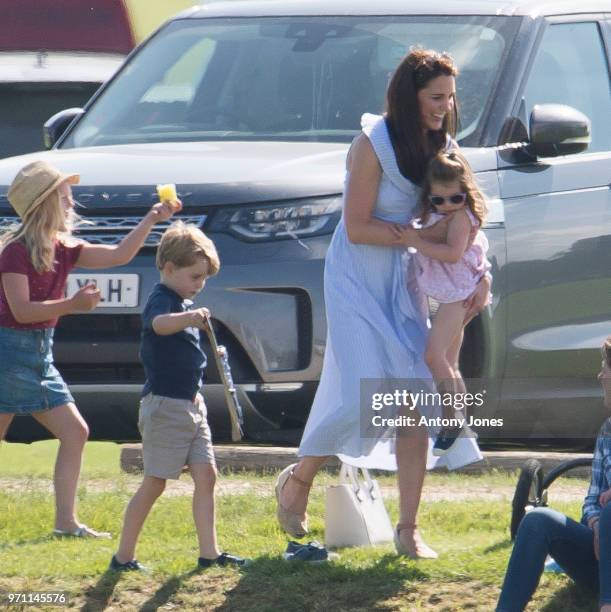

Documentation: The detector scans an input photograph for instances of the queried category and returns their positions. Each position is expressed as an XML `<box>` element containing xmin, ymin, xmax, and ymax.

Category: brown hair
<box><xmin>419</xmin><ymin>151</ymin><xmax>487</xmax><ymax>227</ymax></box>
<box><xmin>604</xmin><ymin>336</ymin><xmax>611</xmax><ymax>367</ymax></box>
<box><xmin>156</xmin><ymin>221</ymin><xmax>220</xmax><ymax>277</ymax></box>
<box><xmin>385</xmin><ymin>47</ymin><xmax>459</xmax><ymax>185</ymax></box>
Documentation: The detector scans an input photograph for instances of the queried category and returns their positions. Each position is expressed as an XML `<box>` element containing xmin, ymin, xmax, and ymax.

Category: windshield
<box><xmin>62</xmin><ymin>15</ymin><xmax>520</xmax><ymax>148</ymax></box>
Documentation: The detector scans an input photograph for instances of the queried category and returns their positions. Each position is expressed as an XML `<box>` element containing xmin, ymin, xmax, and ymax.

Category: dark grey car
<box><xmin>1</xmin><ymin>0</ymin><xmax>610</xmax><ymax>443</ymax></box>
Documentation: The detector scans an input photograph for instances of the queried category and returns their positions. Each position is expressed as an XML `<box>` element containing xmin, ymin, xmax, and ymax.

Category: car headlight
<box><xmin>209</xmin><ymin>196</ymin><xmax>342</xmax><ymax>242</ymax></box>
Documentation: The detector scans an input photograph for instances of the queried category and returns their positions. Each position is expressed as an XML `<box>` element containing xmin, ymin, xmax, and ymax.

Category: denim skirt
<box><xmin>0</xmin><ymin>327</ymin><xmax>74</xmax><ymax>414</ymax></box>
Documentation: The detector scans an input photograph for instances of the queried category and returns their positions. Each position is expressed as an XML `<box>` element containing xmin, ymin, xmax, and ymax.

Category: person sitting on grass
<box><xmin>110</xmin><ymin>221</ymin><xmax>249</xmax><ymax>571</ymax></box>
<box><xmin>496</xmin><ymin>335</ymin><xmax>611</xmax><ymax>612</ymax></box>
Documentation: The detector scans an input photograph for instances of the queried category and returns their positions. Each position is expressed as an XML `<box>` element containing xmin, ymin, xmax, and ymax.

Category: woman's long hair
<box><xmin>419</xmin><ymin>151</ymin><xmax>487</xmax><ymax>227</ymax></box>
<box><xmin>0</xmin><ymin>190</ymin><xmax>78</xmax><ymax>273</ymax></box>
<box><xmin>385</xmin><ymin>47</ymin><xmax>459</xmax><ymax>185</ymax></box>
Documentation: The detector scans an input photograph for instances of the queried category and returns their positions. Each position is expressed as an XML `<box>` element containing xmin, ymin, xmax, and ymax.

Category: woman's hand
<box><xmin>463</xmin><ymin>274</ymin><xmax>491</xmax><ymax>320</ymax></box>
<box><xmin>392</xmin><ymin>224</ymin><xmax>419</xmax><ymax>247</ymax></box>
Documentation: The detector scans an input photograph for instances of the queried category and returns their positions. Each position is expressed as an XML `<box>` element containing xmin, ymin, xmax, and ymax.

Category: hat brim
<box><xmin>24</xmin><ymin>172</ymin><xmax>80</xmax><ymax>219</ymax></box>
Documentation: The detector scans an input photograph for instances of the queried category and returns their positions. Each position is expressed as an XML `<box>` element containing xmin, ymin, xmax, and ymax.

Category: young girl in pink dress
<box><xmin>394</xmin><ymin>151</ymin><xmax>490</xmax><ymax>455</ymax></box>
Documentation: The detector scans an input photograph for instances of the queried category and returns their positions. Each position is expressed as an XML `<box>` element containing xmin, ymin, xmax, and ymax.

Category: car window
<box><xmin>62</xmin><ymin>16</ymin><xmax>521</xmax><ymax>148</ymax></box>
<box><xmin>0</xmin><ymin>82</ymin><xmax>100</xmax><ymax>158</ymax></box>
<box><xmin>523</xmin><ymin>22</ymin><xmax>611</xmax><ymax>153</ymax></box>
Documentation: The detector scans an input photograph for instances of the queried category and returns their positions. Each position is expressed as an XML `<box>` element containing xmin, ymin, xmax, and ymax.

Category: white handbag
<box><xmin>325</xmin><ymin>463</ymin><xmax>394</xmax><ymax>548</ymax></box>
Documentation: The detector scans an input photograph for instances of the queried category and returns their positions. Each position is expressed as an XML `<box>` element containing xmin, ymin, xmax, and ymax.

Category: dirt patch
<box><xmin>0</xmin><ymin>477</ymin><xmax>587</xmax><ymax>502</ymax></box>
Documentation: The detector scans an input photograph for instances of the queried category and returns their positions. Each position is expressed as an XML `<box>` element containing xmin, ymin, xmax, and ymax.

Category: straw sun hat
<box><xmin>7</xmin><ymin>160</ymin><xmax>79</xmax><ymax>219</ymax></box>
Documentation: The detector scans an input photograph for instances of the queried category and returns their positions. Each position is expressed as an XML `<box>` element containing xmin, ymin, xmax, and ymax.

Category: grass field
<box><xmin>0</xmin><ymin>441</ymin><xmax>598</xmax><ymax>611</ymax></box>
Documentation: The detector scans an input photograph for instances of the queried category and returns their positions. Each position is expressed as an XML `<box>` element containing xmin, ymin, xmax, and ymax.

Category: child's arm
<box><xmin>152</xmin><ymin>307</ymin><xmax>210</xmax><ymax>336</ymax></box>
<box><xmin>75</xmin><ymin>200</ymin><xmax>181</xmax><ymax>269</ymax></box>
<box><xmin>416</xmin><ymin>215</ymin><xmax>450</xmax><ymax>244</ymax></box>
<box><xmin>394</xmin><ymin>210</ymin><xmax>471</xmax><ymax>263</ymax></box>
<box><xmin>1</xmin><ymin>273</ymin><xmax>100</xmax><ymax>324</ymax></box>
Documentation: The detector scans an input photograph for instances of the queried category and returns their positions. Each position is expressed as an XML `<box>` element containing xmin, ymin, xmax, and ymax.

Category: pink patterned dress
<box><xmin>413</xmin><ymin>209</ymin><xmax>491</xmax><ymax>304</ymax></box>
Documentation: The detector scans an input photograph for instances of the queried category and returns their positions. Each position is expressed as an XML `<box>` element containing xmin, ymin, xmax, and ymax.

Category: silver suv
<box><xmin>1</xmin><ymin>0</ymin><xmax>610</xmax><ymax>443</ymax></box>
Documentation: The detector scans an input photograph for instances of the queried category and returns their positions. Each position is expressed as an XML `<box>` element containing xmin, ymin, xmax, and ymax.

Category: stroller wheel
<box><xmin>510</xmin><ymin>459</ymin><xmax>544</xmax><ymax>540</ymax></box>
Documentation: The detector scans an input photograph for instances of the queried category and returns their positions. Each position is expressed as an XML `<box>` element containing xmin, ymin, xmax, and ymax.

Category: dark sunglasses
<box><xmin>429</xmin><ymin>192</ymin><xmax>467</xmax><ymax>207</ymax></box>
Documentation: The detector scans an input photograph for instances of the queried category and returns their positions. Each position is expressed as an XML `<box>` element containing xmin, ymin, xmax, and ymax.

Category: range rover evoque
<box><xmin>1</xmin><ymin>0</ymin><xmax>610</xmax><ymax>444</ymax></box>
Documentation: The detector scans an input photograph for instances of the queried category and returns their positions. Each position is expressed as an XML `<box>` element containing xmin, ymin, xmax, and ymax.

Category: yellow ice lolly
<box><xmin>156</xmin><ymin>183</ymin><xmax>177</xmax><ymax>203</ymax></box>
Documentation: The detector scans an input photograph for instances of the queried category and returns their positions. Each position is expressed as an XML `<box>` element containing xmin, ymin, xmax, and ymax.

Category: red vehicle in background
<box><xmin>0</xmin><ymin>0</ymin><xmax>134</xmax><ymax>158</ymax></box>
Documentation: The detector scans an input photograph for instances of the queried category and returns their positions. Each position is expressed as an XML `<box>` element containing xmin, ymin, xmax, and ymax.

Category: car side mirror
<box><xmin>529</xmin><ymin>104</ymin><xmax>591</xmax><ymax>157</ymax></box>
<box><xmin>43</xmin><ymin>108</ymin><xmax>84</xmax><ymax>149</ymax></box>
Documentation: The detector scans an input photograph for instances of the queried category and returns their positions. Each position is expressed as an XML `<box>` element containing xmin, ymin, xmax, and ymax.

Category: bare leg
<box><xmin>0</xmin><ymin>413</ymin><xmax>15</xmax><ymax>481</ymax></box>
<box><xmin>395</xmin><ymin>415</ymin><xmax>437</xmax><ymax>557</ymax></box>
<box><xmin>0</xmin><ymin>413</ymin><xmax>14</xmax><ymax>441</ymax></box>
<box><xmin>452</xmin><ymin>310</ymin><xmax>477</xmax><ymax>396</ymax></box>
<box><xmin>32</xmin><ymin>403</ymin><xmax>89</xmax><ymax>531</ymax></box>
<box><xmin>447</xmin><ymin>329</ymin><xmax>464</xmax><ymax>382</ymax></box>
<box><xmin>190</xmin><ymin>463</ymin><xmax>221</xmax><ymax>559</ymax></box>
<box><xmin>447</xmin><ymin>329</ymin><xmax>467</xmax><ymax>402</ymax></box>
<box><xmin>115</xmin><ymin>476</ymin><xmax>166</xmax><ymax>563</ymax></box>
<box><xmin>279</xmin><ymin>455</ymin><xmax>329</xmax><ymax>514</ymax></box>
<box><xmin>425</xmin><ymin>302</ymin><xmax>467</xmax><ymax>419</ymax></box>
<box><xmin>396</xmin><ymin>421</ymin><xmax>428</xmax><ymax>526</ymax></box>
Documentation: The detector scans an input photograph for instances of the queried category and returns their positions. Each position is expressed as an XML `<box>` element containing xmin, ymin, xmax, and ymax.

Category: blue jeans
<box><xmin>497</xmin><ymin>505</ymin><xmax>611</xmax><ymax>611</ymax></box>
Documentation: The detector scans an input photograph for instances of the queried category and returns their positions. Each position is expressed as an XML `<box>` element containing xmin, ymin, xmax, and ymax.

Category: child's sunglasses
<box><xmin>428</xmin><ymin>192</ymin><xmax>467</xmax><ymax>207</ymax></box>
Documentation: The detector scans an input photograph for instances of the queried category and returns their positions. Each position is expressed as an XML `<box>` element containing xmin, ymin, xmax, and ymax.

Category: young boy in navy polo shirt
<box><xmin>110</xmin><ymin>221</ymin><xmax>248</xmax><ymax>571</ymax></box>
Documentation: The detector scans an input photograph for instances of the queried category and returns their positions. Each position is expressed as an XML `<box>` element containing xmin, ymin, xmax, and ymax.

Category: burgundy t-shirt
<box><xmin>0</xmin><ymin>240</ymin><xmax>83</xmax><ymax>329</ymax></box>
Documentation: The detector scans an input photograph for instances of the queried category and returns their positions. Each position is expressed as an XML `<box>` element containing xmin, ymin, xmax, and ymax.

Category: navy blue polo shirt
<box><xmin>140</xmin><ymin>283</ymin><xmax>207</xmax><ymax>400</ymax></box>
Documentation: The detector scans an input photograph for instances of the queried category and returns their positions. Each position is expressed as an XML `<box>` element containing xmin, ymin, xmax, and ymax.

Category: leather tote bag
<box><xmin>325</xmin><ymin>463</ymin><xmax>394</xmax><ymax>548</ymax></box>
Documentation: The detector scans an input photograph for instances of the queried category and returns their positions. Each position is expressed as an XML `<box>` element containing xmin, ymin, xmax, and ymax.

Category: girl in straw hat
<box><xmin>0</xmin><ymin>160</ymin><xmax>180</xmax><ymax>538</ymax></box>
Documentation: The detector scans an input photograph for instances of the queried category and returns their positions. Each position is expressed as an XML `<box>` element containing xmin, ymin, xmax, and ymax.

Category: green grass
<box><xmin>0</xmin><ymin>442</ymin><xmax>598</xmax><ymax>611</ymax></box>
<box><xmin>0</xmin><ymin>440</ymin><xmax>122</xmax><ymax>479</ymax></box>
<box><xmin>0</xmin><ymin>439</ymin><xmax>537</xmax><ymax>488</ymax></box>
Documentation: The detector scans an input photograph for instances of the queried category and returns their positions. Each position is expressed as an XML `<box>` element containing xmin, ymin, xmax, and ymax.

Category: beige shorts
<box><xmin>138</xmin><ymin>392</ymin><xmax>215</xmax><ymax>479</ymax></box>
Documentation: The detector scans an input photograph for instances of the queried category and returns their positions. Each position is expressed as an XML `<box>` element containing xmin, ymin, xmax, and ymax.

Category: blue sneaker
<box><xmin>283</xmin><ymin>541</ymin><xmax>337</xmax><ymax>563</ymax></box>
<box><xmin>198</xmin><ymin>552</ymin><xmax>250</xmax><ymax>569</ymax></box>
<box><xmin>109</xmin><ymin>555</ymin><xmax>147</xmax><ymax>572</ymax></box>
<box><xmin>432</xmin><ymin>426</ymin><xmax>464</xmax><ymax>456</ymax></box>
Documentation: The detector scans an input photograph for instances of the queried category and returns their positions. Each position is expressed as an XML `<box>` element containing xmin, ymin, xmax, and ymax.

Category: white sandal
<box><xmin>53</xmin><ymin>524</ymin><xmax>111</xmax><ymax>539</ymax></box>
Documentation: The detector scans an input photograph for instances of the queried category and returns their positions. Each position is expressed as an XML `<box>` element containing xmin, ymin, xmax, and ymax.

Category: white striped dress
<box><xmin>298</xmin><ymin>113</ymin><xmax>482</xmax><ymax>471</ymax></box>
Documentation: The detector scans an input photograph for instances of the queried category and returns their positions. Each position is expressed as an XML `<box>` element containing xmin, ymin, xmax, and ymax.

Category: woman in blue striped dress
<box><xmin>275</xmin><ymin>48</ymin><xmax>490</xmax><ymax>558</ymax></box>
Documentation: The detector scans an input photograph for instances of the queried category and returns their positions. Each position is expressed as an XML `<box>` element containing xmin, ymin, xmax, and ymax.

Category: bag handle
<box><xmin>339</xmin><ymin>463</ymin><xmax>377</xmax><ymax>501</ymax></box>
<box><xmin>339</xmin><ymin>463</ymin><xmax>364</xmax><ymax>501</ymax></box>
<box><xmin>361</xmin><ymin>468</ymin><xmax>378</xmax><ymax>499</ymax></box>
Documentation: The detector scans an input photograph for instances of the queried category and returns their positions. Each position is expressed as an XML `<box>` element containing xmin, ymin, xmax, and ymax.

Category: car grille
<box><xmin>0</xmin><ymin>213</ymin><xmax>207</xmax><ymax>247</ymax></box>
<box><xmin>53</xmin><ymin>314</ymin><xmax>259</xmax><ymax>385</ymax></box>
